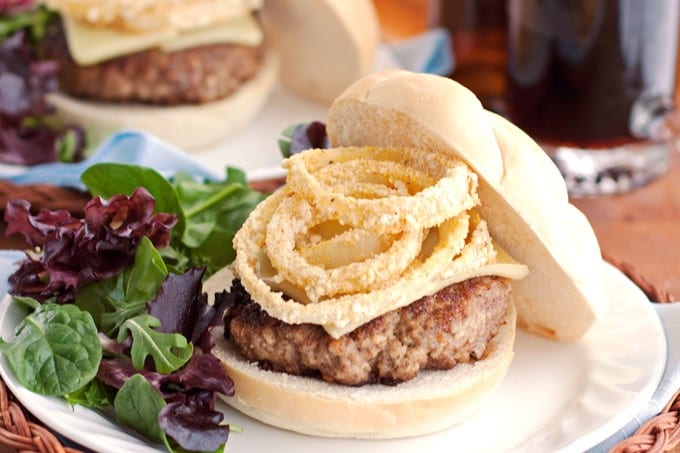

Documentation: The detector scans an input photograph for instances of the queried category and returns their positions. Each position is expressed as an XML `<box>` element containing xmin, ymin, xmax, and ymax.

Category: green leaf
<box><xmin>76</xmin><ymin>237</ymin><xmax>168</xmax><ymax>335</ymax></box>
<box><xmin>0</xmin><ymin>303</ymin><xmax>101</xmax><ymax>396</ymax></box>
<box><xmin>11</xmin><ymin>295</ymin><xmax>40</xmax><ymax>311</ymax></box>
<box><xmin>66</xmin><ymin>379</ymin><xmax>112</xmax><ymax>410</ymax></box>
<box><xmin>0</xmin><ymin>6</ymin><xmax>56</xmax><ymax>41</ymax></box>
<box><xmin>277</xmin><ymin>123</ymin><xmax>300</xmax><ymax>158</ymax></box>
<box><xmin>118</xmin><ymin>315</ymin><xmax>193</xmax><ymax>374</ymax></box>
<box><xmin>114</xmin><ymin>374</ymin><xmax>167</xmax><ymax>445</ymax></box>
<box><xmin>81</xmin><ymin>163</ymin><xmax>186</xmax><ymax>234</ymax></box>
<box><xmin>170</xmin><ymin>170</ymin><xmax>266</xmax><ymax>275</ymax></box>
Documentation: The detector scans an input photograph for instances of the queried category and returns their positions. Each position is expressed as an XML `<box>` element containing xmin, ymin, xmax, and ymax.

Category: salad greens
<box><xmin>81</xmin><ymin>163</ymin><xmax>267</xmax><ymax>276</ymax></box>
<box><xmin>0</xmin><ymin>4</ymin><xmax>89</xmax><ymax>165</ymax></box>
<box><xmin>0</xmin><ymin>163</ymin><xmax>268</xmax><ymax>452</ymax></box>
<box><xmin>277</xmin><ymin>121</ymin><xmax>329</xmax><ymax>158</ymax></box>
<box><xmin>0</xmin><ymin>302</ymin><xmax>101</xmax><ymax>396</ymax></box>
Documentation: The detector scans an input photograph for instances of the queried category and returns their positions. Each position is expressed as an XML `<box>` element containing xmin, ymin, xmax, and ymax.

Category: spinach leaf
<box><xmin>76</xmin><ymin>237</ymin><xmax>168</xmax><ymax>335</ymax></box>
<box><xmin>81</xmin><ymin>163</ymin><xmax>186</xmax><ymax>234</ymax></box>
<box><xmin>118</xmin><ymin>315</ymin><xmax>193</xmax><ymax>374</ymax></box>
<box><xmin>66</xmin><ymin>379</ymin><xmax>112</xmax><ymax>410</ymax></box>
<box><xmin>0</xmin><ymin>303</ymin><xmax>101</xmax><ymax>396</ymax></box>
<box><xmin>172</xmin><ymin>169</ymin><xmax>266</xmax><ymax>275</ymax></box>
<box><xmin>114</xmin><ymin>374</ymin><xmax>167</xmax><ymax>445</ymax></box>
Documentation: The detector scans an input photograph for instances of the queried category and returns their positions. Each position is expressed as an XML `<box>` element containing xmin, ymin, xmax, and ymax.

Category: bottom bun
<box><xmin>46</xmin><ymin>45</ymin><xmax>279</xmax><ymax>151</ymax></box>
<box><xmin>211</xmin><ymin>302</ymin><xmax>516</xmax><ymax>439</ymax></box>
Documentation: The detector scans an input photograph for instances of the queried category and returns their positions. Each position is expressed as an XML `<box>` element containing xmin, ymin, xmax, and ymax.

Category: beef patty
<box><xmin>43</xmin><ymin>20</ymin><xmax>263</xmax><ymax>105</ymax></box>
<box><xmin>222</xmin><ymin>276</ymin><xmax>511</xmax><ymax>386</ymax></box>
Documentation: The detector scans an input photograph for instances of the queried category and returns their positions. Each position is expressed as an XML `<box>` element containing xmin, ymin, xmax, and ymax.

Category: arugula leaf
<box><xmin>114</xmin><ymin>374</ymin><xmax>167</xmax><ymax>445</ymax></box>
<box><xmin>118</xmin><ymin>315</ymin><xmax>193</xmax><ymax>374</ymax></box>
<box><xmin>0</xmin><ymin>303</ymin><xmax>101</xmax><ymax>396</ymax></box>
<box><xmin>76</xmin><ymin>237</ymin><xmax>168</xmax><ymax>335</ymax></box>
<box><xmin>81</xmin><ymin>163</ymin><xmax>186</xmax><ymax>235</ymax></box>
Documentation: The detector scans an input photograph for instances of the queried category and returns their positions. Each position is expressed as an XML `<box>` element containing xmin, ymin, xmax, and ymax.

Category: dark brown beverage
<box><xmin>439</xmin><ymin>0</ymin><xmax>508</xmax><ymax>111</ymax></box>
<box><xmin>506</xmin><ymin>0</ymin><xmax>679</xmax><ymax>147</ymax></box>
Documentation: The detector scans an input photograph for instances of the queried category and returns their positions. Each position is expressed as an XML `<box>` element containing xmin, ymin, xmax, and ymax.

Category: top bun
<box><xmin>327</xmin><ymin>69</ymin><xmax>608</xmax><ymax>341</ymax></box>
<box><xmin>44</xmin><ymin>0</ymin><xmax>258</xmax><ymax>32</ymax></box>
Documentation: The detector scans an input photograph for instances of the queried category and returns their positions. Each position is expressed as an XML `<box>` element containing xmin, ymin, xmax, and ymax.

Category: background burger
<box><xmin>205</xmin><ymin>70</ymin><xmax>607</xmax><ymax>438</ymax></box>
<box><xmin>40</xmin><ymin>0</ymin><xmax>279</xmax><ymax>149</ymax></box>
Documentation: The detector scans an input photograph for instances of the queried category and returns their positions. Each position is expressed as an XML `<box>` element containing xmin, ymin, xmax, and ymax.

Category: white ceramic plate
<box><xmin>0</xmin><ymin>262</ymin><xmax>666</xmax><ymax>453</ymax></box>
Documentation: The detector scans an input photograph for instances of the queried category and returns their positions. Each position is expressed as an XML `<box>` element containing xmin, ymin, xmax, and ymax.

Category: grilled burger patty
<box><xmin>222</xmin><ymin>276</ymin><xmax>512</xmax><ymax>386</ymax></box>
<box><xmin>44</xmin><ymin>20</ymin><xmax>263</xmax><ymax>105</ymax></box>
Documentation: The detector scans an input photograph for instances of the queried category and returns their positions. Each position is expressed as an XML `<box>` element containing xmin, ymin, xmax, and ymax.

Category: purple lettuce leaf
<box><xmin>147</xmin><ymin>267</ymin><xmax>208</xmax><ymax>342</ymax></box>
<box><xmin>0</xmin><ymin>27</ymin><xmax>87</xmax><ymax>165</ymax></box>
<box><xmin>159</xmin><ymin>390</ymin><xmax>229</xmax><ymax>452</ymax></box>
<box><xmin>98</xmin><ymin>348</ymin><xmax>234</xmax><ymax>451</ymax></box>
<box><xmin>5</xmin><ymin>187</ymin><xmax>177</xmax><ymax>302</ymax></box>
<box><xmin>98</xmin><ymin>348</ymin><xmax>234</xmax><ymax>398</ymax></box>
<box><xmin>290</xmin><ymin>121</ymin><xmax>328</xmax><ymax>155</ymax></box>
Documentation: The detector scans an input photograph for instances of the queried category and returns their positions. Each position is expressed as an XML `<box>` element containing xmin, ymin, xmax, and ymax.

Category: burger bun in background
<box><xmin>42</xmin><ymin>0</ymin><xmax>381</xmax><ymax>151</ymax></box>
<box><xmin>259</xmin><ymin>0</ymin><xmax>380</xmax><ymax>105</ymax></box>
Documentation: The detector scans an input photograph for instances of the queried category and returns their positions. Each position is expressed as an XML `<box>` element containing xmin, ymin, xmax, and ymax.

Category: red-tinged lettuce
<box><xmin>278</xmin><ymin>121</ymin><xmax>328</xmax><ymax>158</ymax></box>
<box><xmin>4</xmin><ymin>187</ymin><xmax>177</xmax><ymax>302</ymax></box>
<box><xmin>99</xmin><ymin>349</ymin><xmax>234</xmax><ymax>451</ymax></box>
<box><xmin>0</xmin><ymin>25</ymin><xmax>87</xmax><ymax>165</ymax></box>
<box><xmin>98</xmin><ymin>349</ymin><xmax>234</xmax><ymax>399</ymax></box>
<box><xmin>159</xmin><ymin>390</ymin><xmax>229</xmax><ymax>452</ymax></box>
<box><xmin>147</xmin><ymin>267</ymin><xmax>211</xmax><ymax>342</ymax></box>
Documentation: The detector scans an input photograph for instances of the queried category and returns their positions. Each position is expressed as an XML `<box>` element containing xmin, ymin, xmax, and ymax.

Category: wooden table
<box><xmin>571</xmin><ymin>148</ymin><xmax>680</xmax><ymax>301</ymax></box>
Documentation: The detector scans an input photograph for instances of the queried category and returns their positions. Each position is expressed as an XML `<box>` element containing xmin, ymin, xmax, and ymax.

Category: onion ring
<box><xmin>284</xmin><ymin>147</ymin><xmax>479</xmax><ymax>232</ymax></box>
<box><xmin>231</xmin><ymin>146</ymin><xmax>497</xmax><ymax>338</ymax></box>
<box><xmin>265</xmin><ymin>191</ymin><xmax>425</xmax><ymax>302</ymax></box>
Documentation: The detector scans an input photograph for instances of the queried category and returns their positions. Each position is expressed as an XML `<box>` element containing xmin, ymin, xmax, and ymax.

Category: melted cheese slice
<box><xmin>322</xmin><ymin>242</ymin><xmax>529</xmax><ymax>338</ymax></box>
<box><xmin>63</xmin><ymin>14</ymin><xmax>263</xmax><ymax>66</ymax></box>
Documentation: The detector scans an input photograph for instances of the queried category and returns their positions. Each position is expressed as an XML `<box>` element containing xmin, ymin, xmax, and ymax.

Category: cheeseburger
<box><xmin>207</xmin><ymin>70</ymin><xmax>608</xmax><ymax>439</ymax></box>
<box><xmin>41</xmin><ymin>0</ymin><xmax>278</xmax><ymax>149</ymax></box>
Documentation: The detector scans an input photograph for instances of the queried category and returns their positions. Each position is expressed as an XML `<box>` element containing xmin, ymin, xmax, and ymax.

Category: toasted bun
<box><xmin>46</xmin><ymin>45</ymin><xmax>279</xmax><ymax>150</ymax></box>
<box><xmin>209</xmin><ymin>279</ymin><xmax>516</xmax><ymax>438</ymax></box>
<box><xmin>44</xmin><ymin>0</ymin><xmax>259</xmax><ymax>32</ymax></box>
<box><xmin>260</xmin><ymin>0</ymin><xmax>379</xmax><ymax>104</ymax></box>
<box><xmin>327</xmin><ymin>69</ymin><xmax>608</xmax><ymax>341</ymax></box>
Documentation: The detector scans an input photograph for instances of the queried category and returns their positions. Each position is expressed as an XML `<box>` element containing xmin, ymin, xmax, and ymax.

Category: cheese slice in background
<box><xmin>63</xmin><ymin>14</ymin><xmax>263</xmax><ymax>66</ymax></box>
<box><xmin>161</xmin><ymin>15</ymin><xmax>263</xmax><ymax>52</ymax></box>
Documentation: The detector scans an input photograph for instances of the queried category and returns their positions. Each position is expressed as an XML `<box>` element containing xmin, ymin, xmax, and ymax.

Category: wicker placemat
<box><xmin>0</xmin><ymin>180</ymin><xmax>676</xmax><ymax>453</ymax></box>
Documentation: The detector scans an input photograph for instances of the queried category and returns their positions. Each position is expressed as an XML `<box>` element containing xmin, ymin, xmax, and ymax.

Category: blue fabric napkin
<box><xmin>378</xmin><ymin>27</ymin><xmax>455</xmax><ymax>76</ymax></box>
<box><xmin>1</xmin><ymin>130</ymin><xmax>220</xmax><ymax>189</ymax></box>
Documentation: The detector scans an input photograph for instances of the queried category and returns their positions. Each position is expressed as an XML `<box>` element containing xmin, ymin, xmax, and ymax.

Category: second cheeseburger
<box><xmin>208</xmin><ymin>70</ymin><xmax>607</xmax><ymax>439</ymax></box>
<box><xmin>40</xmin><ymin>0</ymin><xmax>277</xmax><ymax>149</ymax></box>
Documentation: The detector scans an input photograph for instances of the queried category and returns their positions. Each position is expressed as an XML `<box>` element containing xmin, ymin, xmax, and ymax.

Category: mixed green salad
<box><xmin>0</xmin><ymin>162</ymin><xmax>266</xmax><ymax>452</ymax></box>
<box><xmin>1</xmin><ymin>2</ymin><xmax>89</xmax><ymax>165</ymax></box>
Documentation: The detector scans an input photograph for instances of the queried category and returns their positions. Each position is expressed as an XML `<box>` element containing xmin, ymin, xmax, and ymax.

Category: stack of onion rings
<box><xmin>232</xmin><ymin>146</ymin><xmax>497</xmax><ymax>338</ymax></box>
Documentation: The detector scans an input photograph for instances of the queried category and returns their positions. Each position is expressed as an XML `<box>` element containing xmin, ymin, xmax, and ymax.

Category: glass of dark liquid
<box><xmin>506</xmin><ymin>0</ymin><xmax>679</xmax><ymax>196</ymax></box>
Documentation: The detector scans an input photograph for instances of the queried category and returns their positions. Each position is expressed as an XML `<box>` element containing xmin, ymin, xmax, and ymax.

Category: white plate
<box><xmin>0</xmin><ymin>262</ymin><xmax>666</xmax><ymax>453</ymax></box>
